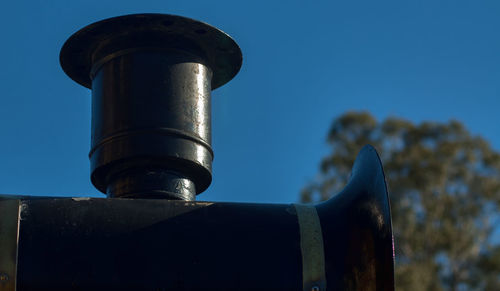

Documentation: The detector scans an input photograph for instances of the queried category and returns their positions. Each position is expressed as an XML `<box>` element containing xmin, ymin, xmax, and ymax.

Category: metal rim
<box><xmin>60</xmin><ymin>13</ymin><xmax>242</xmax><ymax>89</ymax></box>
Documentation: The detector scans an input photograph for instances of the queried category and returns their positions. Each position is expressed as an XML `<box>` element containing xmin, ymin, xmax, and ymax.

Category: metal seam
<box><xmin>0</xmin><ymin>199</ymin><xmax>21</xmax><ymax>291</ymax></box>
<box><xmin>293</xmin><ymin>204</ymin><xmax>327</xmax><ymax>291</ymax></box>
<box><xmin>88</xmin><ymin>127</ymin><xmax>214</xmax><ymax>158</ymax></box>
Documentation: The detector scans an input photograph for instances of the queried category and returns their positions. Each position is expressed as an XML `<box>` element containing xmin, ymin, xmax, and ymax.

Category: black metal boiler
<box><xmin>0</xmin><ymin>14</ymin><xmax>394</xmax><ymax>291</ymax></box>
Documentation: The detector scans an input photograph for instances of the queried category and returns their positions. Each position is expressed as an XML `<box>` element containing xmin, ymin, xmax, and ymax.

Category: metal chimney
<box><xmin>0</xmin><ymin>14</ymin><xmax>395</xmax><ymax>291</ymax></box>
<box><xmin>60</xmin><ymin>14</ymin><xmax>242</xmax><ymax>200</ymax></box>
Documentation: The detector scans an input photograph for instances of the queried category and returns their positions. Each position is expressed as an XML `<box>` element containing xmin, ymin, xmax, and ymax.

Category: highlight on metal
<box><xmin>0</xmin><ymin>14</ymin><xmax>395</xmax><ymax>291</ymax></box>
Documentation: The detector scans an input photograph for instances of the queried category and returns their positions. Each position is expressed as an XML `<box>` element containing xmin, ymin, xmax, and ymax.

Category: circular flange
<box><xmin>60</xmin><ymin>13</ymin><xmax>242</xmax><ymax>89</ymax></box>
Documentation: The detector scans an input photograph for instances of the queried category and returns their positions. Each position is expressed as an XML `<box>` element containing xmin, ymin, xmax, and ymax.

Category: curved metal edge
<box><xmin>0</xmin><ymin>199</ymin><xmax>21</xmax><ymax>291</ymax></box>
<box><xmin>316</xmin><ymin>144</ymin><xmax>395</xmax><ymax>291</ymax></box>
<box><xmin>59</xmin><ymin>13</ymin><xmax>243</xmax><ymax>90</ymax></box>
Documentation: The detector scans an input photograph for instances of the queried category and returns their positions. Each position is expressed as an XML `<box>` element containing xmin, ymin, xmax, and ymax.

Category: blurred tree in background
<box><xmin>301</xmin><ymin>112</ymin><xmax>500</xmax><ymax>291</ymax></box>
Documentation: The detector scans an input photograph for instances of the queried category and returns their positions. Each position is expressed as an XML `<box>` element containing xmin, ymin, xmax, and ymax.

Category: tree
<box><xmin>301</xmin><ymin>112</ymin><xmax>500</xmax><ymax>291</ymax></box>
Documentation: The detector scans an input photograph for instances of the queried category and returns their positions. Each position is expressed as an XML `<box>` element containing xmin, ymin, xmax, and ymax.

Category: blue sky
<box><xmin>1</xmin><ymin>0</ymin><xmax>499</xmax><ymax>204</ymax></box>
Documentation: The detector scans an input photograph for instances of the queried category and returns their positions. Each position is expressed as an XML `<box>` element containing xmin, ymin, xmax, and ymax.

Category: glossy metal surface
<box><xmin>1</xmin><ymin>145</ymin><xmax>394</xmax><ymax>290</ymax></box>
<box><xmin>89</xmin><ymin>51</ymin><xmax>213</xmax><ymax>200</ymax></box>
<box><xmin>59</xmin><ymin>14</ymin><xmax>242</xmax><ymax>200</ymax></box>
<box><xmin>59</xmin><ymin>14</ymin><xmax>242</xmax><ymax>90</ymax></box>
<box><xmin>316</xmin><ymin>145</ymin><xmax>395</xmax><ymax>290</ymax></box>
<box><xmin>10</xmin><ymin>13</ymin><xmax>399</xmax><ymax>290</ymax></box>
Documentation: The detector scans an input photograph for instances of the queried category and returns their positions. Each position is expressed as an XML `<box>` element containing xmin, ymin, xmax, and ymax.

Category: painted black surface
<box><xmin>17</xmin><ymin>199</ymin><xmax>302</xmax><ymax>290</ymax></box>
<box><xmin>4</xmin><ymin>13</ymin><xmax>394</xmax><ymax>291</ymax></box>
<box><xmin>317</xmin><ymin>145</ymin><xmax>395</xmax><ymax>290</ymax></box>
<box><xmin>13</xmin><ymin>145</ymin><xmax>395</xmax><ymax>291</ymax></box>
<box><xmin>59</xmin><ymin>14</ymin><xmax>243</xmax><ymax>200</ymax></box>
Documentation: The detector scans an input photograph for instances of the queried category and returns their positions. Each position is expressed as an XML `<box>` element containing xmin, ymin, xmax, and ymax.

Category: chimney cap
<box><xmin>60</xmin><ymin>13</ymin><xmax>242</xmax><ymax>89</ymax></box>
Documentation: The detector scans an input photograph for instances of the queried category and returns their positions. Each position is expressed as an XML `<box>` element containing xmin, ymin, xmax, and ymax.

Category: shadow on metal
<box><xmin>316</xmin><ymin>145</ymin><xmax>395</xmax><ymax>290</ymax></box>
<box><xmin>0</xmin><ymin>13</ymin><xmax>394</xmax><ymax>291</ymax></box>
<box><xmin>59</xmin><ymin>14</ymin><xmax>243</xmax><ymax>201</ymax></box>
<box><xmin>0</xmin><ymin>145</ymin><xmax>394</xmax><ymax>290</ymax></box>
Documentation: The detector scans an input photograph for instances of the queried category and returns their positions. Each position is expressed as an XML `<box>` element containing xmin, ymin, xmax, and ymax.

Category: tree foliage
<box><xmin>301</xmin><ymin>112</ymin><xmax>500</xmax><ymax>290</ymax></box>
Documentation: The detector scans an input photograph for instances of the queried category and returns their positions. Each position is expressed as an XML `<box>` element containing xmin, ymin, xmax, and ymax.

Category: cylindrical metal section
<box><xmin>59</xmin><ymin>14</ymin><xmax>243</xmax><ymax>200</ymax></box>
<box><xmin>105</xmin><ymin>169</ymin><xmax>197</xmax><ymax>201</ymax></box>
<box><xmin>1</xmin><ymin>145</ymin><xmax>394</xmax><ymax>290</ymax></box>
<box><xmin>90</xmin><ymin>50</ymin><xmax>213</xmax><ymax>200</ymax></box>
<box><xmin>16</xmin><ymin>198</ymin><xmax>303</xmax><ymax>291</ymax></box>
